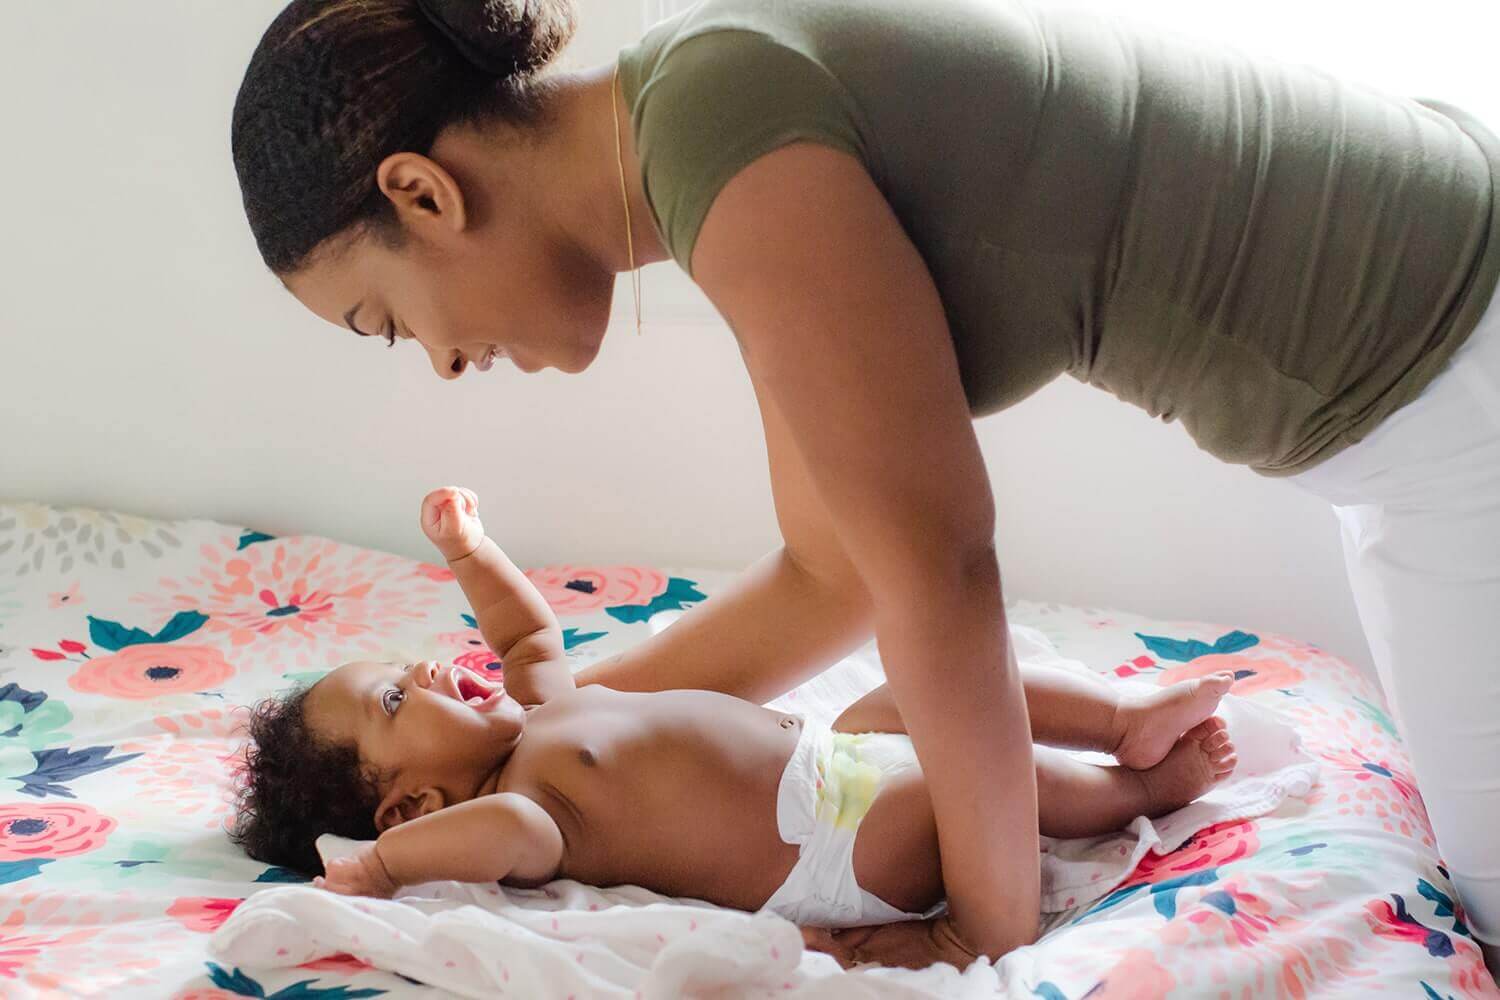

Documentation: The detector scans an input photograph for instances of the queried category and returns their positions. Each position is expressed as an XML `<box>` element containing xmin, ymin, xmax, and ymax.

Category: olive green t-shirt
<box><xmin>617</xmin><ymin>0</ymin><xmax>1500</xmax><ymax>476</ymax></box>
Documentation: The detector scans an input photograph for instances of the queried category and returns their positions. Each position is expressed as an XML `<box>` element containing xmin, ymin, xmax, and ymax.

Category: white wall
<box><xmin>3</xmin><ymin>0</ymin><xmax>1497</xmax><ymax>676</ymax></box>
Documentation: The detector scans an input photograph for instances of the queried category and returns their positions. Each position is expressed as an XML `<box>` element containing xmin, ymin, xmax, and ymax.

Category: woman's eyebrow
<box><xmin>343</xmin><ymin>302</ymin><xmax>371</xmax><ymax>338</ymax></box>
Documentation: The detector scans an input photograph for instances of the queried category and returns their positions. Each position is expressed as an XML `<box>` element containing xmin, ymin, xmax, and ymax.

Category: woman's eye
<box><xmin>382</xmin><ymin>688</ymin><xmax>404</xmax><ymax>714</ymax></box>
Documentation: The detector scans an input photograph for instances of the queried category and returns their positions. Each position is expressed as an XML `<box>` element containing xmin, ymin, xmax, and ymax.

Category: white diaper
<box><xmin>760</xmin><ymin>718</ymin><xmax>945</xmax><ymax>928</ymax></box>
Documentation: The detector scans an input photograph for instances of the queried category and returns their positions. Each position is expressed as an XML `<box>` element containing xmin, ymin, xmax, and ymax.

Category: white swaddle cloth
<box><xmin>211</xmin><ymin>624</ymin><xmax>1317</xmax><ymax>998</ymax></box>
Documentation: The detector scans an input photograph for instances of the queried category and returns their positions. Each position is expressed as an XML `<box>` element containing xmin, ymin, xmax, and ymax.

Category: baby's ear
<box><xmin>374</xmin><ymin>785</ymin><xmax>446</xmax><ymax>833</ymax></box>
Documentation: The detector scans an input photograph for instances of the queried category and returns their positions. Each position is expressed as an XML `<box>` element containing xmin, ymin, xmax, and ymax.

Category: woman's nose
<box><xmin>426</xmin><ymin>346</ymin><xmax>467</xmax><ymax>381</ymax></box>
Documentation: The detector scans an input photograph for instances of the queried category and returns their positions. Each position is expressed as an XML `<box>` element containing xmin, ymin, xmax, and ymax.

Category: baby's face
<box><xmin>304</xmin><ymin>660</ymin><xmax>525</xmax><ymax>814</ymax></box>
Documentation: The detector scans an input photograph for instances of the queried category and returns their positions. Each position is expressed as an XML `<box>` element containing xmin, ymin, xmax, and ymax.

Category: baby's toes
<box><xmin>1209</xmin><ymin>738</ymin><xmax>1238</xmax><ymax>779</ymax></box>
<box><xmin>1188</xmin><ymin>717</ymin><xmax>1227</xmax><ymax>744</ymax></box>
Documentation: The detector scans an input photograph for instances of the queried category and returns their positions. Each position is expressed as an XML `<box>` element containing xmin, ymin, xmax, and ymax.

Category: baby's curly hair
<box><xmin>230</xmin><ymin>685</ymin><xmax>385</xmax><ymax>875</ymax></box>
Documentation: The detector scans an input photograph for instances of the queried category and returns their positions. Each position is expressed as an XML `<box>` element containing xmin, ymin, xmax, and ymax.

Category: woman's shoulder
<box><xmin>620</xmin><ymin>4</ymin><xmax>874</xmax><ymax>274</ymax></box>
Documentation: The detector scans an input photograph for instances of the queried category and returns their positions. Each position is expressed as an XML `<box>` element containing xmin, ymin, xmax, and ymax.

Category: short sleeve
<box><xmin>631</xmin><ymin>30</ymin><xmax>871</xmax><ymax>277</ymax></box>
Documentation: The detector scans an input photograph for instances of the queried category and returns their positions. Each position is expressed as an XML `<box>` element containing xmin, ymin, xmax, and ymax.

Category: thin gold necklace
<box><xmin>611</xmin><ymin>62</ymin><xmax>642</xmax><ymax>335</ymax></box>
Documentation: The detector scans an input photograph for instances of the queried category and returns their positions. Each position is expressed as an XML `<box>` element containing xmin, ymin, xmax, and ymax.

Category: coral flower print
<box><xmin>1158</xmin><ymin>653</ymin><xmax>1304</xmax><ymax>696</ymax></box>
<box><xmin>525</xmin><ymin>565</ymin><xmax>669</xmax><ymax>616</ymax></box>
<box><xmin>0</xmin><ymin>803</ymin><xmax>114</xmax><ymax>861</ymax></box>
<box><xmin>68</xmin><ymin>645</ymin><xmax>235</xmax><ymax>700</ymax></box>
<box><xmin>166</xmin><ymin>897</ymin><xmax>241</xmax><ymax>934</ymax></box>
<box><xmin>1130</xmin><ymin>820</ymin><xmax>1260</xmax><ymax>885</ymax></box>
<box><xmin>135</xmin><ymin>535</ymin><xmax>441</xmax><ymax>668</ymax></box>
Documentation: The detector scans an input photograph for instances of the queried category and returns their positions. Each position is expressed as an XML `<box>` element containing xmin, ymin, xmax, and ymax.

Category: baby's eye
<box><xmin>382</xmin><ymin>688</ymin><xmax>404</xmax><ymax>715</ymax></box>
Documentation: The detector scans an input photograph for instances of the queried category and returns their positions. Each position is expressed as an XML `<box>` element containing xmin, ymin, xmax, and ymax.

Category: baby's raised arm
<box><xmin>421</xmin><ymin>487</ymin><xmax>575</xmax><ymax>706</ymax></box>
<box><xmin>317</xmin><ymin>793</ymin><xmax>564</xmax><ymax>897</ymax></box>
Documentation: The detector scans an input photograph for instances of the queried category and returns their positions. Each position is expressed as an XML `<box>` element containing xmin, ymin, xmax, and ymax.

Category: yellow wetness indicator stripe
<box><xmin>815</xmin><ymin>733</ymin><xmax>884</xmax><ymax>832</ymax></box>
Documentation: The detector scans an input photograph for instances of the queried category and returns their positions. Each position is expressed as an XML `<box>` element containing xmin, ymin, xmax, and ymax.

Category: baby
<box><xmin>232</xmin><ymin>487</ymin><xmax>1237</xmax><ymax>928</ymax></box>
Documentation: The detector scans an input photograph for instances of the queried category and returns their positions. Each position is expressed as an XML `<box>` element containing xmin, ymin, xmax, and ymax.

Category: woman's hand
<box><xmin>800</xmin><ymin>915</ymin><xmax>982</xmax><ymax>972</ymax></box>
<box><xmin>313</xmin><ymin>842</ymin><xmax>399</xmax><ymax>899</ymax></box>
<box><xmin>421</xmin><ymin>486</ymin><xmax>485</xmax><ymax>562</ymax></box>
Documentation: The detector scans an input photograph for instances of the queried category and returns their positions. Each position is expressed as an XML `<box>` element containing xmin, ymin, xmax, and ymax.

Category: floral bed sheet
<box><xmin>0</xmin><ymin>501</ymin><xmax>1493</xmax><ymax>998</ymax></box>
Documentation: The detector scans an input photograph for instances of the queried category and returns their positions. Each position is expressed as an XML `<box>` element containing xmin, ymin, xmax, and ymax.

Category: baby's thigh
<box><xmin>851</xmin><ymin>767</ymin><xmax>943</xmax><ymax>915</ymax></box>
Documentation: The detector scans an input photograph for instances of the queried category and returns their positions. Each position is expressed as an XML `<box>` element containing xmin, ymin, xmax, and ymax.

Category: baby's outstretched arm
<box><xmin>421</xmin><ymin>487</ymin><xmax>574</xmax><ymax>706</ymax></box>
<box><xmin>317</xmin><ymin>793</ymin><xmax>564</xmax><ymax>898</ymax></box>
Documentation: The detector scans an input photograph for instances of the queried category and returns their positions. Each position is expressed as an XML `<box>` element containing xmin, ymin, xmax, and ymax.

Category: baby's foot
<box><xmin>1111</xmin><ymin>673</ymin><xmax>1235</xmax><ymax>770</ymax></box>
<box><xmin>1135</xmin><ymin>718</ymin><xmax>1238</xmax><ymax>816</ymax></box>
<box><xmin>420</xmin><ymin>486</ymin><xmax>485</xmax><ymax>562</ymax></box>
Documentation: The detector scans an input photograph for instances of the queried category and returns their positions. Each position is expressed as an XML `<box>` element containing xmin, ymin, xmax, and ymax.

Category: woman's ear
<box><xmin>375</xmin><ymin>152</ymin><xmax>468</xmax><ymax>236</ymax></box>
<box><xmin>374</xmin><ymin>784</ymin><xmax>446</xmax><ymax>834</ymax></box>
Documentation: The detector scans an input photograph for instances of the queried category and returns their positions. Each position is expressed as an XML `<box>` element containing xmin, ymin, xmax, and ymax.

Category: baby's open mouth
<box><xmin>453</xmin><ymin>667</ymin><xmax>502</xmax><ymax>708</ymax></box>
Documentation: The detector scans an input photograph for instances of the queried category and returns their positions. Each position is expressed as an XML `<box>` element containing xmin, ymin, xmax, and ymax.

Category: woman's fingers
<box><xmin>800</xmin><ymin>926</ymin><xmax>857</xmax><ymax>968</ymax></box>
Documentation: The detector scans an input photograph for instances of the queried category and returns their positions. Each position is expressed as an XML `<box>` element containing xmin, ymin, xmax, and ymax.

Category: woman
<box><xmin>231</xmin><ymin>0</ymin><xmax>1500</xmax><ymax>973</ymax></box>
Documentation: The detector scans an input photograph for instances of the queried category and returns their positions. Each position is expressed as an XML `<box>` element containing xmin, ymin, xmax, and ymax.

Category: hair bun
<box><xmin>415</xmin><ymin>0</ymin><xmax>577</xmax><ymax>77</ymax></box>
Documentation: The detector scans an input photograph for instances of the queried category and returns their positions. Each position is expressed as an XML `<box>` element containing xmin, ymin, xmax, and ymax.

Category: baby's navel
<box><xmin>577</xmin><ymin>746</ymin><xmax>597</xmax><ymax>767</ymax></box>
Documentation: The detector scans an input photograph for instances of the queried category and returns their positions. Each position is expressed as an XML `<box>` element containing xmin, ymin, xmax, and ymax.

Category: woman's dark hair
<box><xmin>232</xmin><ymin>0</ymin><xmax>579</xmax><ymax>274</ymax></box>
<box><xmin>229</xmin><ymin>685</ymin><xmax>385</xmax><ymax>875</ymax></box>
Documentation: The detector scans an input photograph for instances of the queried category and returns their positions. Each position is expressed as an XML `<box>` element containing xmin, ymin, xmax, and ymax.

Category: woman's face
<box><xmin>283</xmin><ymin>205</ymin><xmax>615</xmax><ymax>381</ymax></box>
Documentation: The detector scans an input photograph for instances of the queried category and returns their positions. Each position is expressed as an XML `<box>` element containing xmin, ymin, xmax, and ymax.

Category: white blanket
<box><xmin>211</xmin><ymin>625</ymin><xmax>1318</xmax><ymax>998</ymax></box>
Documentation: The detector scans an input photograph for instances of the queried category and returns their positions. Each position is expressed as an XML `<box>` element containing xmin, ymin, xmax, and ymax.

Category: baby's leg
<box><xmin>834</xmin><ymin>664</ymin><xmax>1235</xmax><ymax>769</ymax></box>
<box><xmin>1035</xmin><ymin>720</ymin><xmax>1237</xmax><ymax>837</ymax></box>
<box><xmin>1022</xmin><ymin>661</ymin><xmax>1235</xmax><ymax>770</ymax></box>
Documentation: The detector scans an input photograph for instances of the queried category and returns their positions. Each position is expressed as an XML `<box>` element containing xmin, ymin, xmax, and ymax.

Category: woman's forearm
<box><xmin>879</xmin><ymin>558</ymin><xmax>1040</xmax><ymax>958</ymax></box>
<box><xmin>572</xmin><ymin>546</ymin><xmax>874</xmax><ymax>703</ymax></box>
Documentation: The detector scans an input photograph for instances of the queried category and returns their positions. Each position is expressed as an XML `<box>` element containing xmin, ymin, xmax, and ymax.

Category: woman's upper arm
<box><xmin>692</xmin><ymin>141</ymin><xmax>997</xmax><ymax>598</ymax></box>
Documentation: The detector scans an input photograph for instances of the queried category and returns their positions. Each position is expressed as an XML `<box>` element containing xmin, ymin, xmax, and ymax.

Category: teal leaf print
<box><xmin>1423</xmin><ymin>983</ymin><xmax>1456</xmax><ymax>1000</ymax></box>
<box><xmin>0</xmin><ymin>685</ymin><xmax>72</xmax><ymax>747</ymax></box>
<box><xmin>605</xmin><ymin>577</ymin><xmax>707</xmax><ymax>624</ymax></box>
<box><xmin>461</xmin><ymin>613</ymin><xmax>478</xmax><ymax>629</ymax></box>
<box><xmin>152</xmin><ymin>610</ymin><xmax>208</xmax><ymax>644</ymax></box>
<box><xmin>87</xmin><ymin>616</ymin><xmax>155</xmax><ymax>651</ymax></box>
<box><xmin>237</xmin><ymin>530</ymin><xmax>276</xmax><ymax>550</ymax></box>
<box><xmin>562</xmin><ymin>627</ymin><xmax>605</xmax><ymax>651</ymax></box>
<box><xmin>0</xmin><ymin>859</ymin><xmax>49</xmax><ymax>885</ymax></box>
<box><xmin>15</xmin><ymin>745</ymin><xmax>142</xmax><ymax>798</ymax></box>
<box><xmin>256</xmin><ymin>865</ymin><xmax>313</xmax><ymax>883</ymax></box>
<box><xmin>1418</xmin><ymin>878</ymin><xmax>1470</xmax><ymax>936</ymax></box>
<box><xmin>1032</xmin><ymin>985</ymin><xmax>1069</xmax><ymax>1000</ymax></box>
<box><xmin>1134</xmin><ymin>630</ymin><xmax>1259</xmax><ymax>662</ymax></box>
<box><xmin>1354</xmin><ymin>696</ymin><xmax>1400</xmax><ymax>739</ymax></box>
<box><xmin>206</xmin><ymin>962</ymin><xmax>387</xmax><ymax>998</ymax></box>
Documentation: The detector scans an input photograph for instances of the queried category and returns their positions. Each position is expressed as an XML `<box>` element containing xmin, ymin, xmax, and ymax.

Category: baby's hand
<box><xmin>314</xmin><ymin>842</ymin><xmax>399</xmax><ymax>899</ymax></box>
<box><xmin>421</xmin><ymin>487</ymin><xmax>485</xmax><ymax>562</ymax></box>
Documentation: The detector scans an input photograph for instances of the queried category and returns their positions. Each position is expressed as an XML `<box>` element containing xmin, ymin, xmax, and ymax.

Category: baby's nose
<box><xmin>413</xmin><ymin>661</ymin><xmax>440</xmax><ymax>687</ymax></box>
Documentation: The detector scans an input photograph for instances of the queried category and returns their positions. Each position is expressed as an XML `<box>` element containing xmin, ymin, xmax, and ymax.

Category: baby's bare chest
<box><xmin>497</xmin><ymin>704</ymin><xmax>803</xmax><ymax>896</ymax></box>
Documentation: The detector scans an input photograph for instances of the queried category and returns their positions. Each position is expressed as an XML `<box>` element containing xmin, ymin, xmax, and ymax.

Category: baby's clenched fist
<box><xmin>420</xmin><ymin>487</ymin><xmax>485</xmax><ymax>562</ymax></box>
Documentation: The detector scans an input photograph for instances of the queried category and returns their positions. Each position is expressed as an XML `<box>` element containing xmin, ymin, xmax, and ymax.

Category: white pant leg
<box><xmin>1290</xmin><ymin>284</ymin><xmax>1500</xmax><ymax>960</ymax></box>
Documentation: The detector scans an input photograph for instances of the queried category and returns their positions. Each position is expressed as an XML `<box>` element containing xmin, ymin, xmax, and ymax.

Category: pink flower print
<box><xmin>1158</xmin><ymin>653</ymin><xmax>1304</xmax><ymax>696</ymax></box>
<box><xmin>46</xmin><ymin>583</ymin><xmax>82</xmax><ymax>611</ymax></box>
<box><xmin>174</xmin><ymin>991</ymin><xmax>241</xmax><ymax>1000</ymax></box>
<box><xmin>1129</xmin><ymin>820</ymin><xmax>1260</xmax><ymax>885</ymax></box>
<box><xmin>438</xmin><ymin>623</ymin><xmax>501</xmax><ymax>676</ymax></box>
<box><xmin>0</xmin><ymin>803</ymin><xmax>114</xmax><ymax>861</ymax></box>
<box><xmin>153</xmin><ymin>706</ymin><xmax>250</xmax><ymax>740</ymax></box>
<box><xmin>1181</xmin><ymin>877</ymin><xmax>1283</xmax><ymax>948</ymax></box>
<box><xmin>412</xmin><ymin>563</ymin><xmax>456</xmax><ymax>582</ymax></box>
<box><xmin>114</xmin><ymin>737</ymin><xmax>239</xmax><ymax>829</ymax></box>
<box><xmin>134</xmin><ymin>535</ymin><xmax>441</xmax><ymax>668</ymax></box>
<box><xmin>1320</xmin><ymin>749</ymin><xmax>1433</xmax><ymax>848</ymax></box>
<box><xmin>167</xmin><ymin>897</ymin><xmax>241</xmax><ymax>933</ymax></box>
<box><xmin>299</xmin><ymin>953</ymin><xmax>374</xmax><ymax>973</ymax></box>
<box><xmin>525</xmin><ymin>565</ymin><xmax>668</xmax><ymax>616</ymax></box>
<box><xmin>1087</xmin><ymin>948</ymin><xmax>1177</xmax><ymax>998</ymax></box>
<box><xmin>68</xmin><ymin>644</ymin><xmax>235</xmax><ymax>699</ymax></box>
<box><xmin>455</xmin><ymin>649</ymin><xmax>502</xmax><ymax>676</ymax></box>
